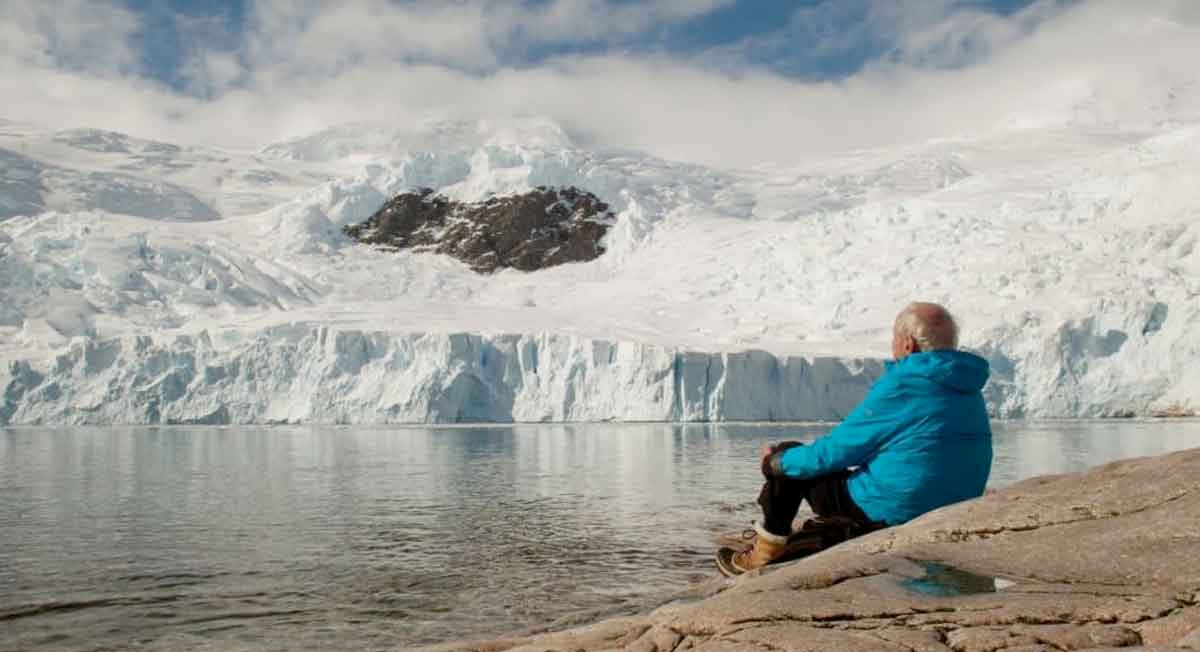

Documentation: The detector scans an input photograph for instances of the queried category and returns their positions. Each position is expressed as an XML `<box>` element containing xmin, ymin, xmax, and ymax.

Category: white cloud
<box><xmin>866</xmin><ymin>0</ymin><xmax>1073</xmax><ymax>69</ymax></box>
<box><xmin>0</xmin><ymin>0</ymin><xmax>1198</xmax><ymax>168</ymax></box>
<box><xmin>697</xmin><ymin>0</ymin><xmax>1075</xmax><ymax>75</ymax></box>
<box><xmin>0</xmin><ymin>0</ymin><xmax>140</xmax><ymax>73</ymax></box>
<box><xmin>489</xmin><ymin>0</ymin><xmax>735</xmax><ymax>46</ymax></box>
<box><xmin>245</xmin><ymin>0</ymin><xmax>495</xmax><ymax>73</ymax></box>
<box><xmin>179</xmin><ymin>50</ymin><xmax>246</xmax><ymax>98</ymax></box>
<box><xmin>235</xmin><ymin>0</ymin><xmax>736</xmax><ymax>77</ymax></box>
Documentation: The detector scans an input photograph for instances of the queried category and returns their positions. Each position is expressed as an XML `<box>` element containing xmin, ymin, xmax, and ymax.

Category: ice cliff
<box><xmin>0</xmin><ymin>328</ymin><xmax>879</xmax><ymax>425</ymax></box>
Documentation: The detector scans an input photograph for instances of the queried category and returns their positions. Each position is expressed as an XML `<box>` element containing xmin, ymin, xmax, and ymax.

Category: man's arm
<box><xmin>772</xmin><ymin>377</ymin><xmax>904</xmax><ymax>479</ymax></box>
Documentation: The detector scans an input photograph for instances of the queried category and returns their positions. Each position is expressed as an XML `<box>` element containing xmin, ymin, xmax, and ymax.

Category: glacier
<box><xmin>0</xmin><ymin>328</ymin><xmax>880</xmax><ymax>425</ymax></box>
<box><xmin>1</xmin><ymin>116</ymin><xmax>1199</xmax><ymax>423</ymax></box>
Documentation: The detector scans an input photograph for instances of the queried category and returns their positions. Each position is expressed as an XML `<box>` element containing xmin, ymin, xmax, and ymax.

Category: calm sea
<box><xmin>3</xmin><ymin>420</ymin><xmax>1199</xmax><ymax>651</ymax></box>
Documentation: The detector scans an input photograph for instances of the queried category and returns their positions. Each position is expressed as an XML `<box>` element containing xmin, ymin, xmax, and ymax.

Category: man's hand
<box><xmin>760</xmin><ymin>442</ymin><xmax>777</xmax><ymax>465</ymax></box>
<box><xmin>760</xmin><ymin>440</ymin><xmax>803</xmax><ymax>477</ymax></box>
<box><xmin>760</xmin><ymin>441</ymin><xmax>786</xmax><ymax>477</ymax></box>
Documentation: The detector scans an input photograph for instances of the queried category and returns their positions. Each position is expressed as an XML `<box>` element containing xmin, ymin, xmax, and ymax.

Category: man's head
<box><xmin>892</xmin><ymin>302</ymin><xmax>958</xmax><ymax>360</ymax></box>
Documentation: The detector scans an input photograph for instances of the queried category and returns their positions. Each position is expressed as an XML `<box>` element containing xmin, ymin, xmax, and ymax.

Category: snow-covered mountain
<box><xmin>1</xmin><ymin>114</ymin><xmax>1198</xmax><ymax>424</ymax></box>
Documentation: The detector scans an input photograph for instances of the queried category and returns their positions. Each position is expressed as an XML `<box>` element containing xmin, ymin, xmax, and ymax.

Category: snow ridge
<box><xmin>1</xmin><ymin>144</ymin><xmax>218</xmax><ymax>222</ymax></box>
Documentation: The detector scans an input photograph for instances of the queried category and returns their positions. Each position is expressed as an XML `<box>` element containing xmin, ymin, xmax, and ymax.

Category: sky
<box><xmin>114</xmin><ymin>0</ymin><xmax>1040</xmax><ymax>87</ymax></box>
<box><xmin>2</xmin><ymin>0</ymin><xmax>1199</xmax><ymax>167</ymax></box>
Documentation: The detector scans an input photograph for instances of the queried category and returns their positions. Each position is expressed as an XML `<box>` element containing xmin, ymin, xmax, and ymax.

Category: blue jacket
<box><xmin>778</xmin><ymin>350</ymin><xmax>992</xmax><ymax>525</ymax></box>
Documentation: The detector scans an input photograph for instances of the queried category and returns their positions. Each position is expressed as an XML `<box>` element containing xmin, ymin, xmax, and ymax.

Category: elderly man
<box><xmin>717</xmin><ymin>302</ymin><xmax>993</xmax><ymax>576</ymax></box>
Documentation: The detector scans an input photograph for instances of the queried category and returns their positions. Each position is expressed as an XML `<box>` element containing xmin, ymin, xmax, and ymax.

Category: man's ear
<box><xmin>903</xmin><ymin>335</ymin><xmax>919</xmax><ymax>355</ymax></box>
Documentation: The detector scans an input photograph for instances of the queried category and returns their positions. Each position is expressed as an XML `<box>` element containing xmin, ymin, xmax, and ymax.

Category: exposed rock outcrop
<box><xmin>429</xmin><ymin>446</ymin><xmax>1200</xmax><ymax>652</ymax></box>
<box><xmin>343</xmin><ymin>186</ymin><xmax>615</xmax><ymax>273</ymax></box>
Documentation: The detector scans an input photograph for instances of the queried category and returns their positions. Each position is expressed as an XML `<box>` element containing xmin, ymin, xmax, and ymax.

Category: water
<box><xmin>2</xmin><ymin>420</ymin><xmax>1199</xmax><ymax>651</ymax></box>
<box><xmin>901</xmin><ymin>562</ymin><xmax>1003</xmax><ymax>597</ymax></box>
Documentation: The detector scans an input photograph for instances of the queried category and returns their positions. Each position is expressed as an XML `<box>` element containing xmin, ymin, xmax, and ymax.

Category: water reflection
<box><xmin>901</xmin><ymin>562</ymin><xmax>1001</xmax><ymax>597</ymax></box>
<box><xmin>1</xmin><ymin>420</ymin><xmax>1199</xmax><ymax>650</ymax></box>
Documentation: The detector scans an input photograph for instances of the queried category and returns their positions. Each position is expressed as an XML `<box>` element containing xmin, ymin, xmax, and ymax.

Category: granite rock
<box><xmin>427</xmin><ymin>447</ymin><xmax>1200</xmax><ymax>652</ymax></box>
<box><xmin>343</xmin><ymin>186</ymin><xmax>614</xmax><ymax>273</ymax></box>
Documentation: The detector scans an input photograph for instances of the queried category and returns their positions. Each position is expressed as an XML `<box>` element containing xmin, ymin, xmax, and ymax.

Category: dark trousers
<box><xmin>758</xmin><ymin>441</ymin><xmax>871</xmax><ymax>537</ymax></box>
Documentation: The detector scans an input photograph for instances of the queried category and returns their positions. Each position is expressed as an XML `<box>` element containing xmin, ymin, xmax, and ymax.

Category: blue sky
<box><xmin>114</xmin><ymin>0</ymin><xmax>1047</xmax><ymax>93</ymax></box>
<box><xmin>120</xmin><ymin>0</ymin><xmax>248</xmax><ymax>92</ymax></box>
<box><xmin>1</xmin><ymin>1</ymin><xmax>1195</xmax><ymax>166</ymax></box>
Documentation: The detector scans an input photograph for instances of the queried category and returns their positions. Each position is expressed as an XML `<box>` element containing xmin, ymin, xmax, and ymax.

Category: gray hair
<box><xmin>895</xmin><ymin>302</ymin><xmax>959</xmax><ymax>351</ymax></box>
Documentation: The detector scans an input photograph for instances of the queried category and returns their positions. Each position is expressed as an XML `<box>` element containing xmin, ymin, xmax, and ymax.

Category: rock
<box><xmin>427</xmin><ymin>448</ymin><xmax>1200</xmax><ymax>652</ymax></box>
<box><xmin>1138</xmin><ymin>605</ymin><xmax>1200</xmax><ymax>647</ymax></box>
<box><xmin>625</xmin><ymin>625</ymin><xmax>683</xmax><ymax>652</ymax></box>
<box><xmin>343</xmin><ymin>186</ymin><xmax>615</xmax><ymax>273</ymax></box>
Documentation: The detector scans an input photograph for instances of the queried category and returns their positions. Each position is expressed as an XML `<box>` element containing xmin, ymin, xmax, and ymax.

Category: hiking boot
<box><xmin>715</xmin><ymin>522</ymin><xmax>790</xmax><ymax>576</ymax></box>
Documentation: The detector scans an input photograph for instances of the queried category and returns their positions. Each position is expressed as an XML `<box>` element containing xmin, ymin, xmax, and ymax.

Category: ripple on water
<box><xmin>3</xmin><ymin>422</ymin><xmax>1200</xmax><ymax>650</ymax></box>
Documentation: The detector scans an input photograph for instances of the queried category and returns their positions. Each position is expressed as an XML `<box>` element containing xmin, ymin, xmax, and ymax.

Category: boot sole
<box><xmin>714</xmin><ymin>546</ymin><xmax>742</xmax><ymax>577</ymax></box>
<box><xmin>714</xmin><ymin>531</ymin><xmax>841</xmax><ymax>577</ymax></box>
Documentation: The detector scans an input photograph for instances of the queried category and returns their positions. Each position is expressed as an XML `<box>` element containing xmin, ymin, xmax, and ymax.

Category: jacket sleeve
<box><xmin>777</xmin><ymin>375</ymin><xmax>905</xmax><ymax>479</ymax></box>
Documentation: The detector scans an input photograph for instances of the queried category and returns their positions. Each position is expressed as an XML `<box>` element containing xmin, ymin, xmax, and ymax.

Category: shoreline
<box><xmin>4</xmin><ymin>416</ymin><xmax>1199</xmax><ymax>430</ymax></box>
<box><xmin>427</xmin><ymin>446</ymin><xmax>1200</xmax><ymax>652</ymax></box>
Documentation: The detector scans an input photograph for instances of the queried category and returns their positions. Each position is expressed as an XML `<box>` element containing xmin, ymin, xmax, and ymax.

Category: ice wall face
<box><xmin>0</xmin><ymin>328</ymin><xmax>882</xmax><ymax>425</ymax></box>
<box><xmin>981</xmin><ymin>295</ymin><xmax>1200</xmax><ymax>418</ymax></box>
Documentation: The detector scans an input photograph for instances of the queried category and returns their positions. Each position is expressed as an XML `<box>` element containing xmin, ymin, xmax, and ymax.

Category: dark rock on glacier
<box><xmin>343</xmin><ymin>186</ymin><xmax>615</xmax><ymax>273</ymax></box>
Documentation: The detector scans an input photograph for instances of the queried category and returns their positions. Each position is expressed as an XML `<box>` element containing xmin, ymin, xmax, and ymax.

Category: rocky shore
<box><xmin>428</xmin><ymin>447</ymin><xmax>1200</xmax><ymax>651</ymax></box>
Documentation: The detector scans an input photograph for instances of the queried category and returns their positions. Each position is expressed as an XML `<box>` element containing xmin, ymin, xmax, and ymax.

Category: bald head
<box><xmin>892</xmin><ymin>302</ymin><xmax>958</xmax><ymax>359</ymax></box>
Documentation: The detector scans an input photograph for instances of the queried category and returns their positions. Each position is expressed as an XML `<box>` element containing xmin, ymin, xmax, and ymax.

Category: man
<box><xmin>720</xmin><ymin>302</ymin><xmax>993</xmax><ymax>575</ymax></box>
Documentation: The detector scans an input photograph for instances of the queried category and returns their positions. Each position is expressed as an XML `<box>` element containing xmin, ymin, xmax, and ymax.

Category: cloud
<box><xmin>236</xmin><ymin>0</ymin><xmax>735</xmax><ymax>78</ymax></box>
<box><xmin>695</xmin><ymin>0</ymin><xmax>1077</xmax><ymax>78</ymax></box>
<box><xmin>168</xmin><ymin>0</ymin><xmax>740</xmax><ymax>106</ymax></box>
<box><xmin>859</xmin><ymin>0</ymin><xmax>1069</xmax><ymax>68</ymax></box>
<box><xmin>489</xmin><ymin>0</ymin><xmax>735</xmax><ymax>48</ymax></box>
<box><xmin>244</xmin><ymin>0</ymin><xmax>495</xmax><ymax>74</ymax></box>
<box><xmin>0</xmin><ymin>0</ymin><xmax>140</xmax><ymax>73</ymax></box>
<box><xmin>166</xmin><ymin>8</ymin><xmax>248</xmax><ymax>97</ymax></box>
<box><xmin>0</xmin><ymin>0</ymin><xmax>1198</xmax><ymax>169</ymax></box>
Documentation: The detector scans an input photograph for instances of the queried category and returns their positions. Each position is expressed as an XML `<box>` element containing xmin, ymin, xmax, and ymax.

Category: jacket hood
<box><xmin>885</xmin><ymin>350</ymin><xmax>990</xmax><ymax>393</ymax></box>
